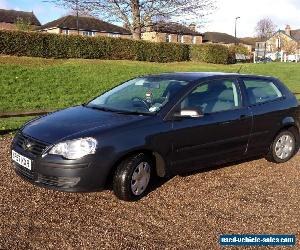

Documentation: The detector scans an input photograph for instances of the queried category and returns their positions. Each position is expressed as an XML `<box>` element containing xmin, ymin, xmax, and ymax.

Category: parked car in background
<box><xmin>11</xmin><ymin>73</ymin><xmax>300</xmax><ymax>201</ymax></box>
<box><xmin>256</xmin><ymin>57</ymin><xmax>273</xmax><ymax>63</ymax></box>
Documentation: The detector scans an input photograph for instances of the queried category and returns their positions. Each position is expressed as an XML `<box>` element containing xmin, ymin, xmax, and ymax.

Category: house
<box><xmin>255</xmin><ymin>25</ymin><xmax>300</xmax><ymax>61</ymax></box>
<box><xmin>240</xmin><ymin>37</ymin><xmax>257</xmax><ymax>51</ymax></box>
<box><xmin>0</xmin><ymin>9</ymin><xmax>41</xmax><ymax>30</ymax></box>
<box><xmin>264</xmin><ymin>25</ymin><xmax>300</xmax><ymax>56</ymax></box>
<box><xmin>141</xmin><ymin>22</ymin><xmax>203</xmax><ymax>44</ymax></box>
<box><xmin>203</xmin><ymin>32</ymin><xmax>252</xmax><ymax>51</ymax></box>
<box><xmin>40</xmin><ymin>15</ymin><xmax>132</xmax><ymax>39</ymax></box>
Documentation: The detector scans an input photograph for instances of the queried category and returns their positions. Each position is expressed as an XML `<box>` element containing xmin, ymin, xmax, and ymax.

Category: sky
<box><xmin>1</xmin><ymin>0</ymin><xmax>300</xmax><ymax>38</ymax></box>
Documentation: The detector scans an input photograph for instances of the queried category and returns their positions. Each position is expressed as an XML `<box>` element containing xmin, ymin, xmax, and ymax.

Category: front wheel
<box><xmin>113</xmin><ymin>153</ymin><xmax>153</xmax><ymax>201</ymax></box>
<box><xmin>266</xmin><ymin>129</ymin><xmax>298</xmax><ymax>163</ymax></box>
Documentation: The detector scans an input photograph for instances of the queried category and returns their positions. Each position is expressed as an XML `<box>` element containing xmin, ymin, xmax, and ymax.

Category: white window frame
<box><xmin>108</xmin><ymin>33</ymin><xmax>121</xmax><ymax>38</ymax></box>
<box><xmin>82</xmin><ymin>31</ymin><xmax>95</xmax><ymax>37</ymax></box>
<box><xmin>166</xmin><ymin>34</ymin><xmax>172</xmax><ymax>43</ymax></box>
<box><xmin>192</xmin><ymin>36</ymin><xmax>197</xmax><ymax>44</ymax></box>
<box><xmin>62</xmin><ymin>29</ymin><xmax>69</xmax><ymax>35</ymax></box>
<box><xmin>178</xmin><ymin>35</ymin><xmax>184</xmax><ymax>43</ymax></box>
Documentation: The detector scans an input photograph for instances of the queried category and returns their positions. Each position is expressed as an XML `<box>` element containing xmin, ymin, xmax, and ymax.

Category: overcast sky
<box><xmin>1</xmin><ymin>0</ymin><xmax>300</xmax><ymax>37</ymax></box>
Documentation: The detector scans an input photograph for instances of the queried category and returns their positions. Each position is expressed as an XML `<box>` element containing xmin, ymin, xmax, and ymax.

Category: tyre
<box><xmin>113</xmin><ymin>153</ymin><xmax>153</xmax><ymax>201</ymax></box>
<box><xmin>266</xmin><ymin>129</ymin><xmax>298</xmax><ymax>163</ymax></box>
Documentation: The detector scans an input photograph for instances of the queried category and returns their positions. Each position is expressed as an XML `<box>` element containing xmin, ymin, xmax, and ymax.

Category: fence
<box><xmin>0</xmin><ymin>110</ymin><xmax>53</xmax><ymax>135</ymax></box>
<box><xmin>1</xmin><ymin>93</ymin><xmax>300</xmax><ymax>135</ymax></box>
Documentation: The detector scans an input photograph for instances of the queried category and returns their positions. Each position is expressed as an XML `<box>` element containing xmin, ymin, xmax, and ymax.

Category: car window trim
<box><xmin>164</xmin><ymin>77</ymin><xmax>244</xmax><ymax>120</ymax></box>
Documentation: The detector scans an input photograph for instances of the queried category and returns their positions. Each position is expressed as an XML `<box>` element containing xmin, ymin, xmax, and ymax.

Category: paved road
<box><xmin>0</xmin><ymin>136</ymin><xmax>299</xmax><ymax>249</ymax></box>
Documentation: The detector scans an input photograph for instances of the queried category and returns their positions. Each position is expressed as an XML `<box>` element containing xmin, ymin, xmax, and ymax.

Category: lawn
<box><xmin>1</xmin><ymin>55</ymin><xmax>300</xmax><ymax>131</ymax></box>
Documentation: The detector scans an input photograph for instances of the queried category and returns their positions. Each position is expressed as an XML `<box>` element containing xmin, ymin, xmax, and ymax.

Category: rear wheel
<box><xmin>113</xmin><ymin>153</ymin><xmax>152</xmax><ymax>201</ymax></box>
<box><xmin>267</xmin><ymin>129</ymin><xmax>298</xmax><ymax>163</ymax></box>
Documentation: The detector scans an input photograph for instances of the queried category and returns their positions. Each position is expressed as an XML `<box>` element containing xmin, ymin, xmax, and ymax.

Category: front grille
<box><xmin>37</xmin><ymin>174</ymin><xmax>80</xmax><ymax>188</ymax></box>
<box><xmin>15</xmin><ymin>133</ymin><xmax>49</xmax><ymax>157</ymax></box>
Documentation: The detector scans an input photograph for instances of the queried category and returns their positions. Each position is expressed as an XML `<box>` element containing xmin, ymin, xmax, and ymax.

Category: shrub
<box><xmin>228</xmin><ymin>45</ymin><xmax>251</xmax><ymax>64</ymax></box>
<box><xmin>228</xmin><ymin>45</ymin><xmax>250</xmax><ymax>56</ymax></box>
<box><xmin>0</xmin><ymin>30</ymin><xmax>190</xmax><ymax>63</ymax></box>
<box><xmin>190</xmin><ymin>44</ymin><xmax>230</xmax><ymax>64</ymax></box>
<box><xmin>0</xmin><ymin>30</ymin><xmax>236</xmax><ymax>64</ymax></box>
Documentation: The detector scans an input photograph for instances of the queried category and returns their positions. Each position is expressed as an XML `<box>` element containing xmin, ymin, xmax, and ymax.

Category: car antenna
<box><xmin>237</xmin><ymin>65</ymin><xmax>243</xmax><ymax>74</ymax></box>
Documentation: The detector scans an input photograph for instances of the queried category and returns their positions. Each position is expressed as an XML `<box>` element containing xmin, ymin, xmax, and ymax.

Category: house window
<box><xmin>82</xmin><ymin>31</ymin><xmax>95</xmax><ymax>37</ymax></box>
<box><xmin>192</xmin><ymin>36</ymin><xmax>197</xmax><ymax>44</ymax></box>
<box><xmin>166</xmin><ymin>34</ymin><xmax>172</xmax><ymax>43</ymax></box>
<box><xmin>108</xmin><ymin>33</ymin><xmax>121</xmax><ymax>38</ymax></box>
<box><xmin>178</xmin><ymin>35</ymin><xmax>184</xmax><ymax>43</ymax></box>
<box><xmin>276</xmin><ymin>37</ymin><xmax>281</xmax><ymax>49</ymax></box>
<box><xmin>62</xmin><ymin>29</ymin><xmax>69</xmax><ymax>35</ymax></box>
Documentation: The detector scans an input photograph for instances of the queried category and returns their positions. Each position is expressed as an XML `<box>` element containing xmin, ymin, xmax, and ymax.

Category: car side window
<box><xmin>181</xmin><ymin>79</ymin><xmax>241</xmax><ymax>114</ymax></box>
<box><xmin>243</xmin><ymin>79</ymin><xmax>283</xmax><ymax>105</ymax></box>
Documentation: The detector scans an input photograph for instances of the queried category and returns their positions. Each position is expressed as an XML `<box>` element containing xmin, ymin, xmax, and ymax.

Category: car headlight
<box><xmin>49</xmin><ymin>137</ymin><xmax>97</xmax><ymax>160</ymax></box>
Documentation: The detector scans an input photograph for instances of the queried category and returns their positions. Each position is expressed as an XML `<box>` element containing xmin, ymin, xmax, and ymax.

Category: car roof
<box><xmin>142</xmin><ymin>72</ymin><xmax>276</xmax><ymax>82</ymax></box>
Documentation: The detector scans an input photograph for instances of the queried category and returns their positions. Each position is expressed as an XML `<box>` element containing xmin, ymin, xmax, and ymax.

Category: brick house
<box><xmin>254</xmin><ymin>25</ymin><xmax>300</xmax><ymax>60</ymax></box>
<box><xmin>0</xmin><ymin>9</ymin><xmax>41</xmax><ymax>30</ymax></box>
<box><xmin>142</xmin><ymin>22</ymin><xmax>203</xmax><ymax>45</ymax></box>
<box><xmin>203</xmin><ymin>32</ymin><xmax>252</xmax><ymax>51</ymax></box>
<box><xmin>266</xmin><ymin>25</ymin><xmax>300</xmax><ymax>54</ymax></box>
<box><xmin>40</xmin><ymin>15</ymin><xmax>132</xmax><ymax>39</ymax></box>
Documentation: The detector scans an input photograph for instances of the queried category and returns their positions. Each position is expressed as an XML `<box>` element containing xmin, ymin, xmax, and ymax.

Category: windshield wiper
<box><xmin>85</xmin><ymin>105</ymin><xmax>118</xmax><ymax>113</ymax></box>
<box><xmin>114</xmin><ymin>110</ymin><xmax>154</xmax><ymax>116</ymax></box>
<box><xmin>85</xmin><ymin>105</ymin><xmax>154</xmax><ymax>116</ymax></box>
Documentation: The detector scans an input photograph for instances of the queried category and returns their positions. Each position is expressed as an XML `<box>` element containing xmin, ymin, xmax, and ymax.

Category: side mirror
<box><xmin>174</xmin><ymin>107</ymin><xmax>204</xmax><ymax>118</ymax></box>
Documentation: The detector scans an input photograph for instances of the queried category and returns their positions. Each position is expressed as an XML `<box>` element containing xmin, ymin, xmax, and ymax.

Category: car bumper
<box><xmin>11</xmin><ymin>146</ymin><xmax>114</xmax><ymax>193</ymax></box>
<box><xmin>13</xmin><ymin>161</ymin><xmax>106</xmax><ymax>193</ymax></box>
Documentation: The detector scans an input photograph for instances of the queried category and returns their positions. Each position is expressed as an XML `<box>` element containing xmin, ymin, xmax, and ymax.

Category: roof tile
<box><xmin>41</xmin><ymin>15</ymin><xmax>131</xmax><ymax>35</ymax></box>
<box><xmin>0</xmin><ymin>9</ymin><xmax>41</xmax><ymax>26</ymax></box>
<box><xmin>203</xmin><ymin>32</ymin><xmax>240</xmax><ymax>44</ymax></box>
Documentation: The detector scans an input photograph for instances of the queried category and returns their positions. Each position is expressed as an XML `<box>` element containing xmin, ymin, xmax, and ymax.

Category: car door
<box><xmin>239</xmin><ymin>77</ymin><xmax>287</xmax><ymax>156</ymax></box>
<box><xmin>168</xmin><ymin>78</ymin><xmax>252</xmax><ymax>173</ymax></box>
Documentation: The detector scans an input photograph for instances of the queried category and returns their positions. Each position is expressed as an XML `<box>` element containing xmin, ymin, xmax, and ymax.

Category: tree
<box><xmin>47</xmin><ymin>0</ymin><xmax>216</xmax><ymax>40</ymax></box>
<box><xmin>255</xmin><ymin>18</ymin><xmax>277</xmax><ymax>39</ymax></box>
<box><xmin>67</xmin><ymin>9</ymin><xmax>93</xmax><ymax>17</ymax></box>
<box><xmin>280</xmin><ymin>36</ymin><xmax>298</xmax><ymax>54</ymax></box>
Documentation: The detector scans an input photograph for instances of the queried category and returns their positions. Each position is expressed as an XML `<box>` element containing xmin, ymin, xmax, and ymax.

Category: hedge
<box><xmin>190</xmin><ymin>43</ymin><xmax>231</xmax><ymax>64</ymax></box>
<box><xmin>0</xmin><ymin>30</ymin><xmax>190</xmax><ymax>63</ymax></box>
<box><xmin>0</xmin><ymin>30</ymin><xmax>232</xmax><ymax>64</ymax></box>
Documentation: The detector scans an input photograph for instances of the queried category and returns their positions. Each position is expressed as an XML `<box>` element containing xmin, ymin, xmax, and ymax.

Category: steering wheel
<box><xmin>131</xmin><ymin>97</ymin><xmax>149</xmax><ymax>109</ymax></box>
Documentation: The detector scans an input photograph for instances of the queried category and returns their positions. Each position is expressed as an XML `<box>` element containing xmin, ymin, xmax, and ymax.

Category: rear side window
<box><xmin>243</xmin><ymin>79</ymin><xmax>283</xmax><ymax>105</ymax></box>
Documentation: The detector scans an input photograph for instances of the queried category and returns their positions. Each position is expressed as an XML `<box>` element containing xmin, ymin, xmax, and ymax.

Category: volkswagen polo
<box><xmin>11</xmin><ymin>73</ymin><xmax>300</xmax><ymax>201</ymax></box>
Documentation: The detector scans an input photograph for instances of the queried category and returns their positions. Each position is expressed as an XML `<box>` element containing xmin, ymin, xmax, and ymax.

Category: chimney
<box><xmin>285</xmin><ymin>25</ymin><xmax>291</xmax><ymax>36</ymax></box>
<box><xmin>189</xmin><ymin>23</ymin><xmax>196</xmax><ymax>32</ymax></box>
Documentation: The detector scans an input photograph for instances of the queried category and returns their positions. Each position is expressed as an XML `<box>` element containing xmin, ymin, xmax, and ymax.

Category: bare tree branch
<box><xmin>46</xmin><ymin>0</ymin><xmax>216</xmax><ymax>39</ymax></box>
<box><xmin>255</xmin><ymin>18</ymin><xmax>277</xmax><ymax>39</ymax></box>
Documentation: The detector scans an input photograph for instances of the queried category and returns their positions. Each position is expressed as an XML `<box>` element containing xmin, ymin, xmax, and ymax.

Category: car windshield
<box><xmin>86</xmin><ymin>77</ymin><xmax>189</xmax><ymax>115</ymax></box>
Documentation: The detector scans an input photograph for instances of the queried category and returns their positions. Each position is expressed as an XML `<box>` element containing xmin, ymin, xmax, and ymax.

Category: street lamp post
<box><xmin>235</xmin><ymin>17</ymin><xmax>240</xmax><ymax>45</ymax></box>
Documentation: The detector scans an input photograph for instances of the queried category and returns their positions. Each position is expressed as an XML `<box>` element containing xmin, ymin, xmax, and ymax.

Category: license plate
<box><xmin>12</xmin><ymin>150</ymin><xmax>32</xmax><ymax>170</ymax></box>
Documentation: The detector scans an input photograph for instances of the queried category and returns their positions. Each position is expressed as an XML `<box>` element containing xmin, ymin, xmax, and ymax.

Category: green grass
<box><xmin>1</xmin><ymin>55</ymin><xmax>300</xmax><ymax>131</ymax></box>
<box><xmin>0</xmin><ymin>116</ymin><xmax>35</xmax><ymax>132</ymax></box>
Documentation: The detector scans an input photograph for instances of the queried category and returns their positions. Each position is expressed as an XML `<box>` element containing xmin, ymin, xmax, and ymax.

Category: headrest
<box><xmin>218</xmin><ymin>89</ymin><xmax>234</xmax><ymax>101</ymax></box>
